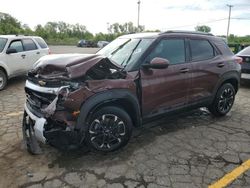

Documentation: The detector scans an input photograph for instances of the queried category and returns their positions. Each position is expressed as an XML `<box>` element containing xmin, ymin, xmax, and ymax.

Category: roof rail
<box><xmin>160</xmin><ymin>30</ymin><xmax>214</xmax><ymax>36</ymax></box>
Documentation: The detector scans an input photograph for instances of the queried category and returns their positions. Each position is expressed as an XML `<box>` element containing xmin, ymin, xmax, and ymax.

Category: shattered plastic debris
<box><xmin>42</xmin><ymin>96</ymin><xmax>58</xmax><ymax>117</ymax></box>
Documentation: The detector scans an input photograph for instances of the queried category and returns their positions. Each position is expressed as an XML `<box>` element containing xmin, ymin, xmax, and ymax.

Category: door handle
<box><xmin>217</xmin><ymin>63</ymin><xmax>225</xmax><ymax>68</ymax></box>
<box><xmin>36</xmin><ymin>52</ymin><xmax>40</xmax><ymax>55</ymax></box>
<box><xmin>21</xmin><ymin>54</ymin><xmax>26</xmax><ymax>58</ymax></box>
<box><xmin>180</xmin><ymin>68</ymin><xmax>189</xmax><ymax>73</ymax></box>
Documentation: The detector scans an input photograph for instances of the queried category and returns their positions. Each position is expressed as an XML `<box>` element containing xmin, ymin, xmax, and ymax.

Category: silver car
<box><xmin>0</xmin><ymin>35</ymin><xmax>50</xmax><ymax>90</ymax></box>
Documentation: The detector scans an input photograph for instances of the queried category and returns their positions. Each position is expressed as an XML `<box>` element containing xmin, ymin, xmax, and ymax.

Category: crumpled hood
<box><xmin>31</xmin><ymin>54</ymin><xmax>120</xmax><ymax>80</ymax></box>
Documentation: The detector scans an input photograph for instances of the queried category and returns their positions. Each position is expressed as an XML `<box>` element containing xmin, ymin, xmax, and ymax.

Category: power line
<box><xmin>164</xmin><ymin>18</ymin><xmax>227</xmax><ymax>30</ymax></box>
<box><xmin>231</xmin><ymin>17</ymin><xmax>250</xmax><ymax>20</ymax></box>
<box><xmin>163</xmin><ymin>17</ymin><xmax>250</xmax><ymax>31</ymax></box>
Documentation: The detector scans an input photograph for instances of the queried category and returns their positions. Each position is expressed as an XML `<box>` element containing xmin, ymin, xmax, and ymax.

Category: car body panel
<box><xmin>188</xmin><ymin>55</ymin><xmax>229</xmax><ymax>103</ymax></box>
<box><xmin>31</xmin><ymin>54</ymin><xmax>123</xmax><ymax>80</ymax></box>
<box><xmin>4</xmin><ymin>50</ymin><xmax>28</xmax><ymax>76</ymax></box>
<box><xmin>140</xmin><ymin>63</ymin><xmax>192</xmax><ymax>117</ymax></box>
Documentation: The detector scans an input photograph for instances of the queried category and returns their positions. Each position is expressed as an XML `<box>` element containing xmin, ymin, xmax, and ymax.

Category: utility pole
<box><xmin>226</xmin><ymin>4</ymin><xmax>233</xmax><ymax>40</ymax></box>
<box><xmin>137</xmin><ymin>0</ymin><xmax>141</xmax><ymax>27</ymax></box>
<box><xmin>107</xmin><ymin>22</ymin><xmax>110</xmax><ymax>33</ymax></box>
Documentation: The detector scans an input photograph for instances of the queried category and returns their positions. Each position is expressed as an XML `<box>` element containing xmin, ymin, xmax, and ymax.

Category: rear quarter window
<box><xmin>213</xmin><ymin>38</ymin><xmax>234</xmax><ymax>56</ymax></box>
<box><xmin>34</xmin><ymin>38</ymin><xmax>48</xmax><ymax>49</ymax></box>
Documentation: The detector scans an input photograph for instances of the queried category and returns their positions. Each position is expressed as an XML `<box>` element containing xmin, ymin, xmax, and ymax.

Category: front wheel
<box><xmin>85</xmin><ymin>106</ymin><xmax>133</xmax><ymax>152</ymax></box>
<box><xmin>208</xmin><ymin>83</ymin><xmax>236</xmax><ymax>117</ymax></box>
<box><xmin>0</xmin><ymin>70</ymin><xmax>7</xmax><ymax>90</ymax></box>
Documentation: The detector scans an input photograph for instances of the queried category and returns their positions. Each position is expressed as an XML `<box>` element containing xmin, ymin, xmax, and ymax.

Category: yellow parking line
<box><xmin>209</xmin><ymin>159</ymin><xmax>250</xmax><ymax>188</ymax></box>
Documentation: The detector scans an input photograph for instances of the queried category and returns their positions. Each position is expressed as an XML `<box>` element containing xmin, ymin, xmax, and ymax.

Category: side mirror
<box><xmin>142</xmin><ymin>57</ymin><xmax>170</xmax><ymax>69</ymax></box>
<box><xmin>6</xmin><ymin>48</ymin><xmax>17</xmax><ymax>54</ymax></box>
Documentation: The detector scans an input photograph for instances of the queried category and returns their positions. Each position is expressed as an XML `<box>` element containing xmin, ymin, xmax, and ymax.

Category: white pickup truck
<box><xmin>0</xmin><ymin>35</ymin><xmax>50</xmax><ymax>90</ymax></box>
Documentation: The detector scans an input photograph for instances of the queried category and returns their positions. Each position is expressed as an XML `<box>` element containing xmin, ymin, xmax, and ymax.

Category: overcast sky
<box><xmin>1</xmin><ymin>0</ymin><xmax>250</xmax><ymax>36</ymax></box>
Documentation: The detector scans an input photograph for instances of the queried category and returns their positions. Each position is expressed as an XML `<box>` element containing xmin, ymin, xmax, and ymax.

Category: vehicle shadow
<box><xmin>241</xmin><ymin>79</ymin><xmax>250</xmax><ymax>88</ymax></box>
<box><xmin>48</xmin><ymin>108</ymin><xmax>220</xmax><ymax>170</ymax></box>
<box><xmin>5</xmin><ymin>75</ymin><xmax>26</xmax><ymax>89</ymax></box>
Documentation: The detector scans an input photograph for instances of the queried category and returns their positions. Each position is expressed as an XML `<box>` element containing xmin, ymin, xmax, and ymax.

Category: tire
<box><xmin>0</xmin><ymin>70</ymin><xmax>7</xmax><ymax>91</ymax></box>
<box><xmin>208</xmin><ymin>83</ymin><xmax>235</xmax><ymax>117</ymax></box>
<box><xmin>85</xmin><ymin>106</ymin><xmax>133</xmax><ymax>152</ymax></box>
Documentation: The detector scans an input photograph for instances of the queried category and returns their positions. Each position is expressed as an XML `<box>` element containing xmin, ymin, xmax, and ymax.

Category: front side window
<box><xmin>146</xmin><ymin>39</ymin><xmax>185</xmax><ymax>65</ymax></box>
<box><xmin>8</xmin><ymin>40</ymin><xmax>24</xmax><ymax>53</ymax></box>
<box><xmin>22</xmin><ymin>39</ymin><xmax>38</xmax><ymax>51</ymax></box>
<box><xmin>190</xmin><ymin>39</ymin><xmax>214</xmax><ymax>61</ymax></box>
<box><xmin>0</xmin><ymin>38</ymin><xmax>7</xmax><ymax>53</ymax></box>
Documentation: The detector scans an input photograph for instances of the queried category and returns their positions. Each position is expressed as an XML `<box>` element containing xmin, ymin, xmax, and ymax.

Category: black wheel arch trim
<box><xmin>211</xmin><ymin>70</ymin><xmax>240</xmax><ymax>102</ymax></box>
<box><xmin>75</xmin><ymin>89</ymin><xmax>142</xmax><ymax>131</ymax></box>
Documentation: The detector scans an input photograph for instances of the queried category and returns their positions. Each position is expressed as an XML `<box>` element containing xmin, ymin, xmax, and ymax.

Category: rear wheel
<box><xmin>208</xmin><ymin>83</ymin><xmax>235</xmax><ymax>117</ymax></box>
<box><xmin>85</xmin><ymin>106</ymin><xmax>133</xmax><ymax>152</ymax></box>
<box><xmin>0</xmin><ymin>70</ymin><xmax>7</xmax><ymax>90</ymax></box>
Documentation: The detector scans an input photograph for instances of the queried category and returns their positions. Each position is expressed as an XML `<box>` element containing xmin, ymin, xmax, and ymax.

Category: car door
<box><xmin>22</xmin><ymin>38</ymin><xmax>41</xmax><ymax>70</ymax></box>
<box><xmin>188</xmin><ymin>38</ymin><xmax>227</xmax><ymax>103</ymax></box>
<box><xmin>140</xmin><ymin>38</ymin><xmax>192</xmax><ymax>117</ymax></box>
<box><xmin>5</xmin><ymin>40</ymin><xmax>27</xmax><ymax>76</ymax></box>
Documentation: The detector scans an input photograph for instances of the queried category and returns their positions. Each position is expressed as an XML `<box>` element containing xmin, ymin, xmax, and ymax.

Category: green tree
<box><xmin>22</xmin><ymin>24</ymin><xmax>34</xmax><ymax>35</ymax></box>
<box><xmin>109</xmin><ymin>22</ymin><xmax>145</xmax><ymax>34</ymax></box>
<box><xmin>0</xmin><ymin>12</ymin><xmax>22</xmax><ymax>34</ymax></box>
<box><xmin>35</xmin><ymin>24</ymin><xmax>48</xmax><ymax>39</ymax></box>
<box><xmin>195</xmin><ymin>25</ymin><xmax>211</xmax><ymax>33</ymax></box>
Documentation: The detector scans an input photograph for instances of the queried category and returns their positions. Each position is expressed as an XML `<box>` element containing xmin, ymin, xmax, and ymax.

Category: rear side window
<box><xmin>0</xmin><ymin>38</ymin><xmax>7</xmax><ymax>52</ymax></box>
<box><xmin>190</xmin><ymin>39</ymin><xmax>214</xmax><ymax>61</ymax></box>
<box><xmin>34</xmin><ymin>38</ymin><xmax>48</xmax><ymax>49</ymax></box>
<box><xmin>22</xmin><ymin>39</ymin><xmax>38</xmax><ymax>51</ymax></box>
<box><xmin>9</xmin><ymin>40</ymin><xmax>24</xmax><ymax>52</ymax></box>
<box><xmin>147</xmin><ymin>39</ymin><xmax>185</xmax><ymax>65</ymax></box>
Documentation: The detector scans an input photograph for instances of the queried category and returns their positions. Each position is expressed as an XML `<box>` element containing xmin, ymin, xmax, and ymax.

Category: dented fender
<box><xmin>75</xmin><ymin>89</ymin><xmax>142</xmax><ymax>132</ymax></box>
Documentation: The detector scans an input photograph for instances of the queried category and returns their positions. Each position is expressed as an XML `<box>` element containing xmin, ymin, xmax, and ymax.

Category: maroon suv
<box><xmin>23</xmin><ymin>31</ymin><xmax>241</xmax><ymax>154</ymax></box>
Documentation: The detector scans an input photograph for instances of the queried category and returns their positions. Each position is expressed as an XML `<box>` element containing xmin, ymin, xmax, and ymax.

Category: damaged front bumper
<box><xmin>22</xmin><ymin>80</ymin><xmax>83</xmax><ymax>154</ymax></box>
<box><xmin>24</xmin><ymin>103</ymin><xmax>47</xmax><ymax>144</ymax></box>
<box><xmin>23</xmin><ymin>103</ymin><xmax>46</xmax><ymax>154</ymax></box>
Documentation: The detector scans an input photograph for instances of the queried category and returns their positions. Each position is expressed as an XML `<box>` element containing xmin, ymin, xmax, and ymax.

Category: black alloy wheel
<box><xmin>86</xmin><ymin>106</ymin><xmax>132</xmax><ymax>152</ymax></box>
<box><xmin>209</xmin><ymin>83</ymin><xmax>236</xmax><ymax>117</ymax></box>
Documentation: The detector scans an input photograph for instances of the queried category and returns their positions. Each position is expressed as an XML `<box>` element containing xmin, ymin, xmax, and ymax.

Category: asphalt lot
<box><xmin>1</xmin><ymin>46</ymin><xmax>250</xmax><ymax>188</ymax></box>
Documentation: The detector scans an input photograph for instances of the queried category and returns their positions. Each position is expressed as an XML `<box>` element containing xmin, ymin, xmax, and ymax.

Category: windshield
<box><xmin>97</xmin><ymin>38</ymin><xmax>153</xmax><ymax>70</ymax></box>
<box><xmin>0</xmin><ymin>38</ymin><xmax>7</xmax><ymax>53</ymax></box>
<box><xmin>237</xmin><ymin>46</ymin><xmax>250</xmax><ymax>56</ymax></box>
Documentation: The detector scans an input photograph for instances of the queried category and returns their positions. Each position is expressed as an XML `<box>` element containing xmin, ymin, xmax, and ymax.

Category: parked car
<box><xmin>0</xmin><ymin>35</ymin><xmax>50</xmax><ymax>90</ymax></box>
<box><xmin>77</xmin><ymin>40</ymin><xmax>96</xmax><ymax>47</ymax></box>
<box><xmin>23</xmin><ymin>31</ymin><xmax>241</xmax><ymax>154</ymax></box>
<box><xmin>97</xmin><ymin>41</ymin><xmax>109</xmax><ymax>48</ymax></box>
<box><xmin>236</xmin><ymin>46</ymin><xmax>250</xmax><ymax>79</ymax></box>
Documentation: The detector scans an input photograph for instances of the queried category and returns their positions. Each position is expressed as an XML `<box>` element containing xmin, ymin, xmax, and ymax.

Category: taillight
<box><xmin>48</xmin><ymin>49</ymin><xmax>52</xmax><ymax>54</ymax></box>
<box><xmin>234</xmin><ymin>56</ymin><xmax>243</xmax><ymax>64</ymax></box>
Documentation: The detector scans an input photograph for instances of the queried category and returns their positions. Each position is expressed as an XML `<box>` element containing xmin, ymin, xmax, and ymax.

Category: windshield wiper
<box><xmin>121</xmin><ymin>40</ymin><xmax>141</xmax><ymax>71</ymax></box>
<box><xmin>110</xmin><ymin>39</ymin><xmax>131</xmax><ymax>56</ymax></box>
